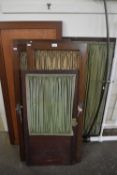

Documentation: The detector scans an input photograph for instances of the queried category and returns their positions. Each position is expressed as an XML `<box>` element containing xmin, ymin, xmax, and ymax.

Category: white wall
<box><xmin>0</xmin><ymin>0</ymin><xmax>117</xmax><ymax>131</ymax></box>
<box><xmin>103</xmin><ymin>39</ymin><xmax>117</xmax><ymax>129</ymax></box>
<box><xmin>0</xmin><ymin>0</ymin><xmax>117</xmax><ymax>37</ymax></box>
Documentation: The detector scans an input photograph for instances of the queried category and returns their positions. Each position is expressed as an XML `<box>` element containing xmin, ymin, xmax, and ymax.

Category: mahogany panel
<box><xmin>0</xmin><ymin>22</ymin><xmax>62</xmax><ymax>39</ymax></box>
<box><xmin>12</xmin><ymin>47</ymin><xmax>25</xmax><ymax>159</ymax></box>
<box><xmin>0</xmin><ymin>32</ymin><xmax>15</xmax><ymax>143</ymax></box>
<box><xmin>31</xmin><ymin>39</ymin><xmax>84</xmax><ymax>51</ymax></box>
<box><xmin>29</xmin><ymin>136</ymin><xmax>71</xmax><ymax>165</ymax></box>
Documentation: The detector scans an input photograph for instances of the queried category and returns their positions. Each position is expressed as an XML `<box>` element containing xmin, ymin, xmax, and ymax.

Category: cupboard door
<box><xmin>13</xmin><ymin>40</ymin><xmax>87</xmax><ymax>163</ymax></box>
<box><xmin>21</xmin><ymin>70</ymin><xmax>79</xmax><ymax>165</ymax></box>
<box><xmin>0</xmin><ymin>21</ymin><xmax>62</xmax><ymax>144</ymax></box>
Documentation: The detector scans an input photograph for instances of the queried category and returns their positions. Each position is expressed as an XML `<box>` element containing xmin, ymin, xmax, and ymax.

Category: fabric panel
<box><xmin>26</xmin><ymin>74</ymin><xmax>76</xmax><ymax>136</ymax></box>
<box><xmin>84</xmin><ymin>43</ymin><xmax>114</xmax><ymax>136</ymax></box>
<box><xmin>35</xmin><ymin>50</ymin><xmax>80</xmax><ymax>70</ymax></box>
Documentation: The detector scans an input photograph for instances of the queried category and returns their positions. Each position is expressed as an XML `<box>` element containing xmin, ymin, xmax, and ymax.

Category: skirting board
<box><xmin>90</xmin><ymin>136</ymin><xmax>117</xmax><ymax>142</ymax></box>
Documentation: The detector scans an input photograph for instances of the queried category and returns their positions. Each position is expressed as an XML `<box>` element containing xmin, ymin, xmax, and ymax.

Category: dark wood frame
<box><xmin>0</xmin><ymin>21</ymin><xmax>62</xmax><ymax>144</ymax></box>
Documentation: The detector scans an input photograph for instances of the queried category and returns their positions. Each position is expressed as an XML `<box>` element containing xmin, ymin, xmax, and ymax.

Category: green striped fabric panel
<box><xmin>35</xmin><ymin>50</ymin><xmax>79</xmax><ymax>70</ymax></box>
<box><xmin>19</xmin><ymin>50</ymin><xmax>80</xmax><ymax>70</ymax></box>
<box><xmin>26</xmin><ymin>74</ymin><xmax>76</xmax><ymax>136</ymax></box>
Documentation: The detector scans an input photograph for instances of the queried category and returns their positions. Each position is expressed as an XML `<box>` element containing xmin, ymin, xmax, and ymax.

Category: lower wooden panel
<box><xmin>28</xmin><ymin>136</ymin><xmax>72</xmax><ymax>165</ymax></box>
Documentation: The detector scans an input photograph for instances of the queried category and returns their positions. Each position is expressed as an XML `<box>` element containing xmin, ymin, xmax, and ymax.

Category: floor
<box><xmin>0</xmin><ymin>132</ymin><xmax>117</xmax><ymax>175</ymax></box>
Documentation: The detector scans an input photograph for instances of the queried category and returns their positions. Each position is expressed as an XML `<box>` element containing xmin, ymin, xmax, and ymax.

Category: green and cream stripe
<box><xmin>26</xmin><ymin>74</ymin><xmax>76</xmax><ymax>136</ymax></box>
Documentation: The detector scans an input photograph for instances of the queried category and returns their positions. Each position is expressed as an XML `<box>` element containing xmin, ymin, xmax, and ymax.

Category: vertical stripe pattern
<box><xmin>35</xmin><ymin>50</ymin><xmax>80</xmax><ymax>70</ymax></box>
<box><xmin>26</xmin><ymin>74</ymin><xmax>76</xmax><ymax>136</ymax></box>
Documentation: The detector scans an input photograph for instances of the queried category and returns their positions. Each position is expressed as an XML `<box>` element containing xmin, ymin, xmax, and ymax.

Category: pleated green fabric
<box><xmin>84</xmin><ymin>43</ymin><xmax>114</xmax><ymax>136</ymax></box>
<box><xmin>26</xmin><ymin>74</ymin><xmax>76</xmax><ymax>136</ymax></box>
<box><xmin>19</xmin><ymin>50</ymin><xmax>80</xmax><ymax>70</ymax></box>
<box><xmin>35</xmin><ymin>50</ymin><xmax>80</xmax><ymax>70</ymax></box>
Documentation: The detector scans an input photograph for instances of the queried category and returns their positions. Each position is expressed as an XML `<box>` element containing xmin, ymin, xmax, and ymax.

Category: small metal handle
<box><xmin>72</xmin><ymin>103</ymin><xmax>83</xmax><ymax>127</ymax></box>
<box><xmin>16</xmin><ymin>104</ymin><xmax>23</xmax><ymax>123</ymax></box>
<box><xmin>77</xmin><ymin>102</ymin><xmax>83</xmax><ymax>117</ymax></box>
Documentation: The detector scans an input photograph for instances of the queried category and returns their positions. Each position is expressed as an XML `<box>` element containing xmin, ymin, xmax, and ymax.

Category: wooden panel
<box><xmin>0</xmin><ymin>22</ymin><xmax>62</xmax><ymax>144</ymax></box>
<box><xmin>29</xmin><ymin>136</ymin><xmax>71</xmax><ymax>165</ymax></box>
<box><xmin>0</xmin><ymin>22</ymin><xmax>60</xmax><ymax>28</ymax></box>
<box><xmin>12</xmin><ymin>48</ymin><xmax>25</xmax><ymax>159</ymax></box>
<box><xmin>31</xmin><ymin>40</ymin><xmax>84</xmax><ymax>50</ymax></box>
<box><xmin>6</xmin><ymin>29</ymin><xmax>57</xmax><ymax>40</ymax></box>
<box><xmin>0</xmin><ymin>32</ymin><xmax>15</xmax><ymax>143</ymax></box>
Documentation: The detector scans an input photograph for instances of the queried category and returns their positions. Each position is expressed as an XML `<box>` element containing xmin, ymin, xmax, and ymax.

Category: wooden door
<box><xmin>0</xmin><ymin>22</ymin><xmax>62</xmax><ymax>144</ymax></box>
<box><xmin>21</xmin><ymin>70</ymin><xmax>79</xmax><ymax>165</ymax></box>
<box><xmin>13</xmin><ymin>39</ymin><xmax>87</xmax><ymax>164</ymax></box>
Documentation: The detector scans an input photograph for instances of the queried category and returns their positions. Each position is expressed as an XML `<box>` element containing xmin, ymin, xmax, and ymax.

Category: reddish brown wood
<box><xmin>0</xmin><ymin>22</ymin><xmax>61</xmax><ymax>28</ymax></box>
<box><xmin>0</xmin><ymin>21</ymin><xmax>62</xmax><ymax>144</ymax></box>
<box><xmin>0</xmin><ymin>32</ymin><xmax>15</xmax><ymax>144</ymax></box>
<box><xmin>29</xmin><ymin>136</ymin><xmax>71</xmax><ymax>165</ymax></box>
<box><xmin>0</xmin><ymin>22</ymin><xmax>62</xmax><ymax>39</ymax></box>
